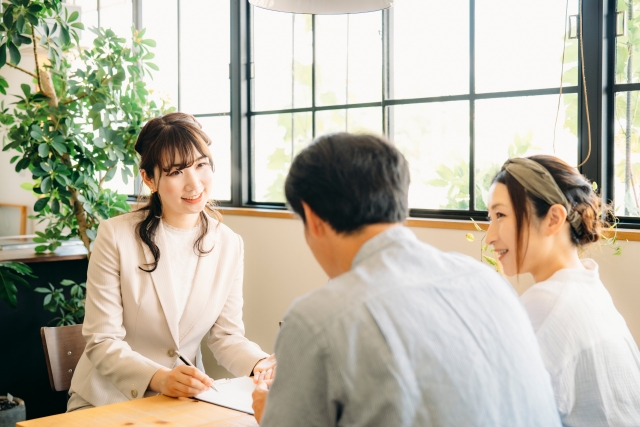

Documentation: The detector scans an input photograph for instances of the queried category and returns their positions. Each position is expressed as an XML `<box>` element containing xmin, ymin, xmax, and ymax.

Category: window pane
<box><xmin>392</xmin><ymin>0</ymin><xmax>468</xmax><ymax>99</ymax></box>
<box><xmin>315</xmin><ymin>12</ymin><xmax>382</xmax><ymax>106</ymax></box>
<box><xmin>476</xmin><ymin>0</ymin><xmax>578</xmax><ymax>93</ymax></box>
<box><xmin>253</xmin><ymin>113</ymin><xmax>313</xmax><ymax>203</ymax></box>
<box><xmin>392</xmin><ymin>102</ymin><xmax>470</xmax><ymax>210</ymax></box>
<box><xmin>616</xmin><ymin>1</ymin><xmax>640</xmax><ymax>84</ymax></box>
<box><xmin>99</xmin><ymin>0</ymin><xmax>133</xmax><ymax>38</ymax></box>
<box><xmin>614</xmin><ymin>91</ymin><xmax>640</xmax><ymax>216</ymax></box>
<box><xmin>180</xmin><ymin>0</ymin><xmax>230</xmax><ymax>114</ymax></box>
<box><xmin>253</xmin><ymin>9</ymin><xmax>312</xmax><ymax>111</ymax></box>
<box><xmin>315</xmin><ymin>107</ymin><xmax>382</xmax><ymax>135</ymax></box>
<box><xmin>73</xmin><ymin>0</ymin><xmax>98</xmax><ymax>47</ymax></box>
<box><xmin>102</xmin><ymin>164</ymin><xmax>136</xmax><ymax>196</ymax></box>
<box><xmin>475</xmin><ymin>94</ymin><xmax>578</xmax><ymax>210</ymax></box>
<box><xmin>199</xmin><ymin>116</ymin><xmax>231</xmax><ymax>202</ymax></box>
<box><xmin>142</xmin><ymin>0</ymin><xmax>178</xmax><ymax>109</ymax></box>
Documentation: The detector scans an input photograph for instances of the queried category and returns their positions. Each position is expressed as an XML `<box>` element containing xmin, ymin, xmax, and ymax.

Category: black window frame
<box><xmin>140</xmin><ymin>0</ymin><xmax>639</xmax><ymax>229</ymax></box>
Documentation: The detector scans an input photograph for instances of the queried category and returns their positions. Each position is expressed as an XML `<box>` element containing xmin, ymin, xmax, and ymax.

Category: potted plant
<box><xmin>0</xmin><ymin>0</ymin><xmax>169</xmax><ymax>262</ymax></box>
<box><xmin>0</xmin><ymin>394</ymin><xmax>25</xmax><ymax>426</ymax></box>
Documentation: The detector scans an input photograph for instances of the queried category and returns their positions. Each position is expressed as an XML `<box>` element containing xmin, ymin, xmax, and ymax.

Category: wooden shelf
<box><xmin>0</xmin><ymin>245</ymin><xmax>87</xmax><ymax>263</ymax></box>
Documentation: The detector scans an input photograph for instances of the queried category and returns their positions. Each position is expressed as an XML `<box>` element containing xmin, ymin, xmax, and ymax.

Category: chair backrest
<box><xmin>40</xmin><ymin>324</ymin><xmax>85</xmax><ymax>392</ymax></box>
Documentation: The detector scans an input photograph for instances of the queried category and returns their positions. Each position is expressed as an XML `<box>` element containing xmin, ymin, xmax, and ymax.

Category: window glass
<box><xmin>392</xmin><ymin>102</ymin><xmax>470</xmax><ymax>210</ymax></box>
<box><xmin>474</xmin><ymin>94</ymin><xmax>578</xmax><ymax>210</ymax></box>
<box><xmin>200</xmin><ymin>116</ymin><xmax>231</xmax><ymax>201</ymax></box>
<box><xmin>253</xmin><ymin>113</ymin><xmax>313</xmax><ymax>203</ymax></box>
<box><xmin>142</xmin><ymin>0</ymin><xmax>178</xmax><ymax>109</ymax></box>
<box><xmin>476</xmin><ymin>0</ymin><xmax>579</xmax><ymax>93</ymax></box>
<box><xmin>315</xmin><ymin>12</ymin><xmax>382</xmax><ymax>106</ymax></box>
<box><xmin>392</xmin><ymin>0</ymin><xmax>468</xmax><ymax>99</ymax></box>
<box><xmin>616</xmin><ymin>1</ymin><xmax>640</xmax><ymax>84</ymax></box>
<box><xmin>99</xmin><ymin>0</ymin><xmax>133</xmax><ymax>38</ymax></box>
<box><xmin>614</xmin><ymin>91</ymin><xmax>640</xmax><ymax>217</ymax></box>
<box><xmin>253</xmin><ymin>9</ymin><xmax>312</xmax><ymax>111</ymax></box>
<box><xmin>72</xmin><ymin>0</ymin><xmax>98</xmax><ymax>47</ymax></box>
<box><xmin>180</xmin><ymin>0</ymin><xmax>230</xmax><ymax>114</ymax></box>
<box><xmin>315</xmin><ymin>107</ymin><xmax>382</xmax><ymax>135</ymax></box>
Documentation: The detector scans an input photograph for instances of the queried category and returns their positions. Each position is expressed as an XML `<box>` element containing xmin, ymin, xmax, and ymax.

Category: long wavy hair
<box><xmin>134</xmin><ymin>112</ymin><xmax>221</xmax><ymax>272</ymax></box>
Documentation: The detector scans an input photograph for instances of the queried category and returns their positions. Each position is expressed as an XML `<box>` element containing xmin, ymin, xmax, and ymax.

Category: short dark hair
<box><xmin>285</xmin><ymin>133</ymin><xmax>410</xmax><ymax>234</ymax></box>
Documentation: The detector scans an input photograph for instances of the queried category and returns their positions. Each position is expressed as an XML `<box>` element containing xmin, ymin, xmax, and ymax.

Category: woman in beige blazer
<box><xmin>68</xmin><ymin>112</ymin><xmax>273</xmax><ymax>411</ymax></box>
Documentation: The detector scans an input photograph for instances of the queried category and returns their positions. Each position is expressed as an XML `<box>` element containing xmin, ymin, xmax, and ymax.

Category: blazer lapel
<box><xmin>142</xmin><ymin>221</ymin><xmax>180</xmax><ymax>348</ymax></box>
<box><xmin>178</xmin><ymin>216</ymin><xmax>221</xmax><ymax>344</ymax></box>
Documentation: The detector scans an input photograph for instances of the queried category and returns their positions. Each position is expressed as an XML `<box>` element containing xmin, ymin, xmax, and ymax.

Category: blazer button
<box><xmin>167</xmin><ymin>349</ymin><xmax>175</xmax><ymax>357</ymax></box>
<box><xmin>131</xmin><ymin>389</ymin><xmax>138</xmax><ymax>398</ymax></box>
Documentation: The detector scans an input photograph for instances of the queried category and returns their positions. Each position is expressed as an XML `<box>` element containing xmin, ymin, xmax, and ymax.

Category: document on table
<box><xmin>193</xmin><ymin>376</ymin><xmax>256</xmax><ymax>415</ymax></box>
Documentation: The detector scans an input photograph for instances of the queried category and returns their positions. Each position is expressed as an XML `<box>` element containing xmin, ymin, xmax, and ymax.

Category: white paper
<box><xmin>194</xmin><ymin>376</ymin><xmax>256</xmax><ymax>415</ymax></box>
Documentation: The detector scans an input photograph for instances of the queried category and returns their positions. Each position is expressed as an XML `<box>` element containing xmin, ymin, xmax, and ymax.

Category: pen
<box><xmin>174</xmin><ymin>350</ymin><xmax>218</xmax><ymax>392</ymax></box>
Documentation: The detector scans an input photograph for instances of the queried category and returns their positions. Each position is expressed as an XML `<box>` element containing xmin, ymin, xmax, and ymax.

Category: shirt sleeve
<box><xmin>260</xmin><ymin>311</ymin><xmax>340</xmax><ymax>427</ymax></box>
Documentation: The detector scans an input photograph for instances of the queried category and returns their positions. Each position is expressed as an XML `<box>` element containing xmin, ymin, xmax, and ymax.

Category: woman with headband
<box><xmin>486</xmin><ymin>155</ymin><xmax>640</xmax><ymax>425</ymax></box>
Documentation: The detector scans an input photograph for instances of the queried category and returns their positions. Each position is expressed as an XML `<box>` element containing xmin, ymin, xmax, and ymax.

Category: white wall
<box><xmin>202</xmin><ymin>214</ymin><xmax>640</xmax><ymax>378</ymax></box>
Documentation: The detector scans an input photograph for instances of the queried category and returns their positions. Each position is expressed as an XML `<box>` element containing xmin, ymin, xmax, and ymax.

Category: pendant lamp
<box><xmin>248</xmin><ymin>0</ymin><xmax>394</xmax><ymax>14</ymax></box>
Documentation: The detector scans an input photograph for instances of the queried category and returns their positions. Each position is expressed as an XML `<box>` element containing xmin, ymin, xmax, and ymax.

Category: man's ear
<box><xmin>545</xmin><ymin>204</ymin><xmax>569</xmax><ymax>236</ymax></box>
<box><xmin>301</xmin><ymin>201</ymin><xmax>325</xmax><ymax>238</ymax></box>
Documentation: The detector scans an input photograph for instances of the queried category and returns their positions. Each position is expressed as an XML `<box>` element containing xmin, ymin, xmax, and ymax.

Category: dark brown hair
<box><xmin>492</xmin><ymin>154</ymin><xmax>607</xmax><ymax>273</ymax></box>
<box><xmin>134</xmin><ymin>112</ymin><xmax>221</xmax><ymax>272</ymax></box>
<box><xmin>285</xmin><ymin>133</ymin><xmax>410</xmax><ymax>233</ymax></box>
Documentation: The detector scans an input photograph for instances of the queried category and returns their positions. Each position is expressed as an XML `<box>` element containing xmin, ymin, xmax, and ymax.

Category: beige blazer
<box><xmin>68</xmin><ymin>211</ymin><xmax>267</xmax><ymax>408</ymax></box>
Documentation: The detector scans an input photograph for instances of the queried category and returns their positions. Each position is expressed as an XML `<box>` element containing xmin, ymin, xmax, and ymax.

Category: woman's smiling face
<box><xmin>486</xmin><ymin>182</ymin><xmax>524</xmax><ymax>277</ymax></box>
<box><xmin>157</xmin><ymin>152</ymin><xmax>214</xmax><ymax>219</ymax></box>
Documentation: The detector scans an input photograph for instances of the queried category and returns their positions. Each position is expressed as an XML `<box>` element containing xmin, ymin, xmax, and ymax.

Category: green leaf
<box><xmin>61</xmin><ymin>279</ymin><xmax>75</xmax><ymax>286</ymax></box>
<box><xmin>465</xmin><ymin>233</ymin><xmax>475</xmax><ymax>242</ymax></box>
<box><xmin>38</xmin><ymin>143</ymin><xmax>50</xmax><ymax>157</ymax></box>
<box><xmin>8</xmin><ymin>42</ymin><xmax>20</xmax><ymax>65</ymax></box>
<box><xmin>16</xmin><ymin>15</ymin><xmax>25</xmax><ymax>33</ymax></box>
<box><xmin>34</xmin><ymin>287</ymin><xmax>51</xmax><ymax>293</ymax></box>
<box><xmin>145</xmin><ymin>62</ymin><xmax>159</xmax><ymax>71</ymax></box>
<box><xmin>0</xmin><ymin>43</ymin><xmax>6</xmax><ymax>68</ymax></box>
<box><xmin>34</xmin><ymin>197</ymin><xmax>49</xmax><ymax>211</ymax></box>
<box><xmin>43</xmin><ymin>294</ymin><xmax>52</xmax><ymax>306</ymax></box>
<box><xmin>20</xmin><ymin>182</ymin><xmax>34</xmax><ymax>191</ymax></box>
<box><xmin>40</xmin><ymin>176</ymin><xmax>51</xmax><ymax>193</ymax></box>
<box><xmin>51</xmin><ymin>140</ymin><xmax>67</xmax><ymax>155</ymax></box>
<box><xmin>50</xmin><ymin>198</ymin><xmax>60</xmax><ymax>214</ymax></box>
<box><xmin>21</xmin><ymin>83</ymin><xmax>31</xmax><ymax>97</ymax></box>
<box><xmin>140</xmin><ymin>39</ymin><xmax>156</xmax><ymax>47</ymax></box>
<box><xmin>34</xmin><ymin>245</ymin><xmax>48</xmax><ymax>252</ymax></box>
<box><xmin>70</xmin><ymin>22</ymin><xmax>85</xmax><ymax>30</ymax></box>
<box><xmin>104</xmin><ymin>167</ymin><xmax>117</xmax><ymax>182</ymax></box>
<box><xmin>68</xmin><ymin>11</ymin><xmax>80</xmax><ymax>22</ymax></box>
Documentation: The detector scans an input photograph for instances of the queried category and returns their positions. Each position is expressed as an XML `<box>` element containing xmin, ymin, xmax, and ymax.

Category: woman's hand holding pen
<box><xmin>252</xmin><ymin>353</ymin><xmax>276</xmax><ymax>384</ymax></box>
<box><xmin>150</xmin><ymin>366</ymin><xmax>215</xmax><ymax>397</ymax></box>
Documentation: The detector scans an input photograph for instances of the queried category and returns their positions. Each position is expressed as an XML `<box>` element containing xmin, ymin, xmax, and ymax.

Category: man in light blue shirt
<box><xmin>252</xmin><ymin>133</ymin><xmax>561</xmax><ymax>427</ymax></box>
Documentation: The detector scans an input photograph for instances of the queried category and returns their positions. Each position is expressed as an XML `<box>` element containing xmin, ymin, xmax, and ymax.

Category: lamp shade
<box><xmin>248</xmin><ymin>0</ymin><xmax>394</xmax><ymax>14</ymax></box>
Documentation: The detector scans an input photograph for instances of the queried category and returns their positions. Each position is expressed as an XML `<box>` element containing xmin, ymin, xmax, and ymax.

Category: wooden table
<box><xmin>17</xmin><ymin>395</ymin><xmax>258</xmax><ymax>427</ymax></box>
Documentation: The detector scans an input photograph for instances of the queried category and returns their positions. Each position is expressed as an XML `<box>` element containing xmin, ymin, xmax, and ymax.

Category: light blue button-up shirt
<box><xmin>261</xmin><ymin>226</ymin><xmax>561</xmax><ymax>427</ymax></box>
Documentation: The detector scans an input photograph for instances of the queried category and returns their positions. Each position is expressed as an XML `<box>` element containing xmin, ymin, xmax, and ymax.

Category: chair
<box><xmin>40</xmin><ymin>324</ymin><xmax>85</xmax><ymax>392</ymax></box>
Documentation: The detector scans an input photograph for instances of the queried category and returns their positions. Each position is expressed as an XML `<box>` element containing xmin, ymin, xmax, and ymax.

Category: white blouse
<box><xmin>163</xmin><ymin>221</ymin><xmax>199</xmax><ymax>317</ymax></box>
<box><xmin>521</xmin><ymin>259</ymin><xmax>640</xmax><ymax>426</ymax></box>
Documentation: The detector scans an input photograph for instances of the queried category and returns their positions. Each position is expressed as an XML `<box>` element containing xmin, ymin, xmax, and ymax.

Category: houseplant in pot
<box><xmin>0</xmin><ymin>394</ymin><xmax>25</xmax><ymax>426</ymax></box>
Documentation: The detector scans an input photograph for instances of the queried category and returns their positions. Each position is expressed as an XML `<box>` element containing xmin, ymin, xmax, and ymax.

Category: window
<box><xmin>126</xmin><ymin>0</ymin><xmax>636</xmax><ymax>227</ymax></box>
<box><xmin>141</xmin><ymin>0</ymin><xmax>232</xmax><ymax>201</ymax></box>
<box><xmin>245</xmin><ymin>0</ymin><xmax>582</xmax><ymax>220</ymax></box>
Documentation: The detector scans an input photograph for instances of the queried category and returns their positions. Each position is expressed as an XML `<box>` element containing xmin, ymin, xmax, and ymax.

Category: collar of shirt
<box><xmin>351</xmin><ymin>226</ymin><xmax>416</xmax><ymax>269</ymax></box>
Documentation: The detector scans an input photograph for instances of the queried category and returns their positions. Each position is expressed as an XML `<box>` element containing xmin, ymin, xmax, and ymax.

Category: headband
<box><xmin>502</xmin><ymin>157</ymin><xmax>583</xmax><ymax>235</ymax></box>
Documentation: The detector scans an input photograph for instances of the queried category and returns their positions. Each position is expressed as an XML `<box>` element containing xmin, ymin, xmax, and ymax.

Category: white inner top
<box><xmin>163</xmin><ymin>221</ymin><xmax>200</xmax><ymax>318</ymax></box>
<box><xmin>520</xmin><ymin>258</ymin><xmax>640</xmax><ymax>426</ymax></box>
